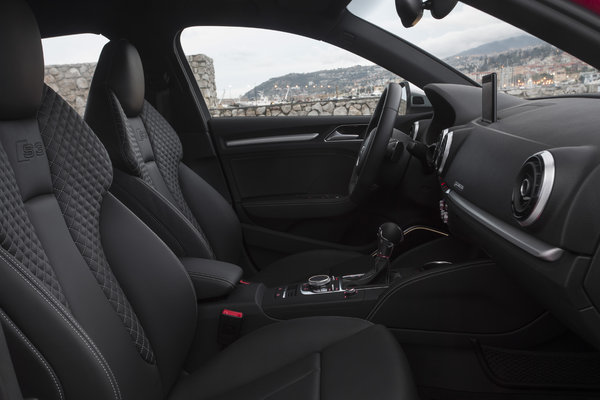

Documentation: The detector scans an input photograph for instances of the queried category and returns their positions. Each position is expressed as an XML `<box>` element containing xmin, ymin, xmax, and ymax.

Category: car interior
<box><xmin>0</xmin><ymin>0</ymin><xmax>600</xmax><ymax>399</ymax></box>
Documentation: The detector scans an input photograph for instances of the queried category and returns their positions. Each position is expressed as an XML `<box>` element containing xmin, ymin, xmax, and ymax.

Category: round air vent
<box><xmin>512</xmin><ymin>151</ymin><xmax>555</xmax><ymax>226</ymax></box>
<box><xmin>434</xmin><ymin>129</ymin><xmax>453</xmax><ymax>174</ymax></box>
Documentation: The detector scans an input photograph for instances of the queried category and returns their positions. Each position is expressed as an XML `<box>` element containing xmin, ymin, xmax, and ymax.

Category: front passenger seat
<box><xmin>84</xmin><ymin>40</ymin><xmax>368</xmax><ymax>287</ymax></box>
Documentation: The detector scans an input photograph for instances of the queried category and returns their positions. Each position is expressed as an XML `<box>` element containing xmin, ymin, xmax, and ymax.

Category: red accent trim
<box><xmin>570</xmin><ymin>0</ymin><xmax>600</xmax><ymax>15</ymax></box>
<box><xmin>239</xmin><ymin>280</ymin><xmax>250</xmax><ymax>285</ymax></box>
<box><xmin>222</xmin><ymin>309</ymin><xmax>243</xmax><ymax>318</ymax></box>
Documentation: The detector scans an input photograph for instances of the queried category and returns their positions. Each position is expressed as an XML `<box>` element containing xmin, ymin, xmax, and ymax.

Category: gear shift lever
<box><xmin>344</xmin><ymin>222</ymin><xmax>404</xmax><ymax>286</ymax></box>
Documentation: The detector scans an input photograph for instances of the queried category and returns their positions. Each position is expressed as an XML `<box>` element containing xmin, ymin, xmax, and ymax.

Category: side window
<box><xmin>41</xmin><ymin>34</ymin><xmax>109</xmax><ymax>115</ymax></box>
<box><xmin>180</xmin><ymin>27</ymin><xmax>403</xmax><ymax>117</ymax></box>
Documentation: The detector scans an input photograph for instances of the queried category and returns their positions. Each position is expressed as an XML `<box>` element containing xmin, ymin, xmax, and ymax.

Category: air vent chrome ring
<box><xmin>512</xmin><ymin>150</ymin><xmax>555</xmax><ymax>226</ymax></box>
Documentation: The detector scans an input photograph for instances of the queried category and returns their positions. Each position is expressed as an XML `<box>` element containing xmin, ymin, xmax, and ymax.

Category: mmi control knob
<box><xmin>308</xmin><ymin>274</ymin><xmax>331</xmax><ymax>290</ymax></box>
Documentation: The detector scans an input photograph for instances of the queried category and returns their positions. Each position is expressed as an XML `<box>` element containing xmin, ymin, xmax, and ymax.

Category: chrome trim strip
<box><xmin>226</xmin><ymin>133</ymin><xmax>319</xmax><ymax>147</ymax></box>
<box><xmin>325</xmin><ymin>130</ymin><xmax>361</xmax><ymax>142</ymax></box>
<box><xmin>519</xmin><ymin>151</ymin><xmax>555</xmax><ymax>227</ymax></box>
<box><xmin>447</xmin><ymin>190</ymin><xmax>564</xmax><ymax>262</ymax></box>
<box><xmin>438</xmin><ymin>130</ymin><xmax>453</xmax><ymax>174</ymax></box>
<box><xmin>325</xmin><ymin>126</ymin><xmax>364</xmax><ymax>142</ymax></box>
<box><xmin>412</xmin><ymin>121</ymin><xmax>420</xmax><ymax>140</ymax></box>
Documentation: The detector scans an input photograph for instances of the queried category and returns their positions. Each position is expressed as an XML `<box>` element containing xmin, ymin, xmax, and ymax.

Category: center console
<box><xmin>185</xmin><ymin>224</ymin><xmax>552</xmax><ymax>372</ymax></box>
<box><xmin>263</xmin><ymin>222</ymin><xmax>405</xmax><ymax>318</ymax></box>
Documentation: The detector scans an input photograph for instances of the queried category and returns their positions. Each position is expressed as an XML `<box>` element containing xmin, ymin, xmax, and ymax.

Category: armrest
<box><xmin>180</xmin><ymin>258</ymin><xmax>243</xmax><ymax>301</ymax></box>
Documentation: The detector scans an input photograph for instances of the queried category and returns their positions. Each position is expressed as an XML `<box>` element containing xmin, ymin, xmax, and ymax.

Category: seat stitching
<box><xmin>0</xmin><ymin>310</ymin><xmax>65</xmax><ymax>400</ymax></box>
<box><xmin>0</xmin><ymin>248</ymin><xmax>121</xmax><ymax>400</ymax></box>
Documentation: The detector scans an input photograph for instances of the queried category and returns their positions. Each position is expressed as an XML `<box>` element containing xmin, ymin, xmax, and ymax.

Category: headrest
<box><xmin>0</xmin><ymin>0</ymin><xmax>44</xmax><ymax>120</ymax></box>
<box><xmin>91</xmin><ymin>40</ymin><xmax>145</xmax><ymax>117</ymax></box>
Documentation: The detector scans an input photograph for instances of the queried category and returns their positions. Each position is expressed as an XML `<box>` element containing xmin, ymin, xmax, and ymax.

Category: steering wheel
<box><xmin>349</xmin><ymin>82</ymin><xmax>403</xmax><ymax>203</ymax></box>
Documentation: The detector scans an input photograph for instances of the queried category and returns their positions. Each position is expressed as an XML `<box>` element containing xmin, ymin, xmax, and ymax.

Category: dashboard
<box><xmin>423</xmin><ymin>83</ymin><xmax>600</xmax><ymax>349</ymax></box>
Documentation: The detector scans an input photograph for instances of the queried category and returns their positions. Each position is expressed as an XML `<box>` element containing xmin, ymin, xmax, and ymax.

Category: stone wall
<box><xmin>186</xmin><ymin>54</ymin><xmax>218</xmax><ymax>108</ymax></box>
<box><xmin>44</xmin><ymin>62</ymin><xmax>96</xmax><ymax>116</ymax></box>
<box><xmin>210</xmin><ymin>98</ymin><xmax>381</xmax><ymax>118</ymax></box>
<box><xmin>44</xmin><ymin>52</ymin><xmax>598</xmax><ymax>119</ymax></box>
<box><xmin>42</xmin><ymin>54</ymin><xmax>218</xmax><ymax>116</ymax></box>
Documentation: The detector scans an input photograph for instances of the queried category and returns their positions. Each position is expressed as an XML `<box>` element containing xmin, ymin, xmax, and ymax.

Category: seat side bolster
<box><xmin>178</xmin><ymin>163</ymin><xmax>244</xmax><ymax>266</ymax></box>
<box><xmin>100</xmin><ymin>193</ymin><xmax>197</xmax><ymax>393</ymax></box>
<box><xmin>0</xmin><ymin>312</ymin><xmax>24</xmax><ymax>400</ymax></box>
<box><xmin>110</xmin><ymin>169</ymin><xmax>214</xmax><ymax>259</ymax></box>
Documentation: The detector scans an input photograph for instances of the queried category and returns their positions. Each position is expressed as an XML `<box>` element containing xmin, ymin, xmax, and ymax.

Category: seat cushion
<box><xmin>254</xmin><ymin>250</ymin><xmax>372</xmax><ymax>287</ymax></box>
<box><xmin>170</xmin><ymin>316</ymin><xmax>418</xmax><ymax>400</ymax></box>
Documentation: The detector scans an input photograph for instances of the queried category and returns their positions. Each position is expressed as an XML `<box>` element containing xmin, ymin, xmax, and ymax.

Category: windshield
<box><xmin>348</xmin><ymin>0</ymin><xmax>600</xmax><ymax>98</ymax></box>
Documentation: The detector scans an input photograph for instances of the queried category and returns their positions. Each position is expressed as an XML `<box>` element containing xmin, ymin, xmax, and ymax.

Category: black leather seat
<box><xmin>84</xmin><ymin>40</ymin><xmax>369</xmax><ymax>287</ymax></box>
<box><xmin>0</xmin><ymin>0</ymin><xmax>418</xmax><ymax>399</ymax></box>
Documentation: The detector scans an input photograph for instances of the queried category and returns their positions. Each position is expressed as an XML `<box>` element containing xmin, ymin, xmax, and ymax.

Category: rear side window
<box><xmin>180</xmin><ymin>26</ymin><xmax>403</xmax><ymax>117</ymax></box>
<box><xmin>42</xmin><ymin>34</ymin><xmax>109</xmax><ymax>115</ymax></box>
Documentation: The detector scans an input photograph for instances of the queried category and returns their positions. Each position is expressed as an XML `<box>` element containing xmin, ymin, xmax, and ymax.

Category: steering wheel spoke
<box><xmin>349</xmin><ymin>83</ymin><xmax>404</xmax><ymax>203</ymax></box>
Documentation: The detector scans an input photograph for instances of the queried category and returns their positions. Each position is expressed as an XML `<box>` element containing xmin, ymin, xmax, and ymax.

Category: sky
<box><xmin>41</xmin><ymin>1</ymin><xmax>525</xmax><ymax>97</ymax></box>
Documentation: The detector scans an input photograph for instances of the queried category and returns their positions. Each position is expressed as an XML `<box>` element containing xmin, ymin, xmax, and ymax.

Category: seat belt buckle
<box><xmin>218</xmin><ymin>309</ymin><xmax>243</xmax><ymax>346</ymax></box>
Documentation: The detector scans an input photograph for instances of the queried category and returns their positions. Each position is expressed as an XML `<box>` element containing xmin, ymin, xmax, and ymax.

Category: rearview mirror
<box><xmin>396</xmin><ymin>0</ymin><xmax>458</xmax><ymax>28</ymax></box>
<box><xmin>395</xmin><ymin>0</ymin><xmax>423</xmax><ymax>28</ymax></box>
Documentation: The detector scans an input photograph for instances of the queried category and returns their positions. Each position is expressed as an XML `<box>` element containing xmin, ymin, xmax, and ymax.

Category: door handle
<box><xmin>325</xmin><ymin>130</ymin><xmax>362</xmax><ymax>142</ymax></box>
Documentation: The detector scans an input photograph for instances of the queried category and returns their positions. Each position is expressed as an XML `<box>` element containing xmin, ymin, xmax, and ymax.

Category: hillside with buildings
<box><xmin>240</xmin><ymin>34</ymin><xmax>599</xmax><ymax>105</ymax></box>
<box><xmin>445</xmin><ymin>35</ymin><xmax>599</xmax><ymax>89</ymax></box>
<box><xmin>242</xmin><ymin>65</ymin><xmax>402</xmax><ymax>102</ymax></box>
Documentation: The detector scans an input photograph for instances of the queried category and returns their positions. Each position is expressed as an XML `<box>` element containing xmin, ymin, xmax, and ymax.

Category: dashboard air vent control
<box><xmin>512</xmin><ymin>151</ymin><xmax>555</xmax><ymax>226</ymax></box>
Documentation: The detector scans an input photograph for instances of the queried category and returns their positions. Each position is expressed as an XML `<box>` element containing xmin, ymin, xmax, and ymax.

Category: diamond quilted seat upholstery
<box><xmin>38</xmin><ymin>86</ymin><xmax>156</xmax><ymax>363</ymax></box>
<box><xmin>85</xmin><ymin>39</ymin><xmax>372</xmax><ymax>287</ymax></box>
<box><xmin>0</xmin><ymin>0</ymin><xmax>418</xmax><ymax>399</ymax></box>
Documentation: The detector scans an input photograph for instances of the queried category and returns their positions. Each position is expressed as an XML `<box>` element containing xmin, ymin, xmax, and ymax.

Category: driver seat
<box><xmin>84</xmin><ymin>40</ymin><xmax>370</xmax><ymax>287</ymax></box>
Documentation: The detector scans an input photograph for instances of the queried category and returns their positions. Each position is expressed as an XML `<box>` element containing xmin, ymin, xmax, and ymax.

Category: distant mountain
<box><xmin>242</xmin><ymin>65</ymin><xmax>400</xmax><ymax>100</ymax></box>
<box><xmin>242</xmin><ymin>34</ymin><xmax>575</xmax><ymax>101</ymax></box>
<box><xmin>453</xmin><ymin>35</ymin><xmax>545</xmax><ymax>57</ymax></box>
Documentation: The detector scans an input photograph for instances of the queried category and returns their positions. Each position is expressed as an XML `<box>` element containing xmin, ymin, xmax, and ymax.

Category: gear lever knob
<box><xmin>379</xmin><ymin>222</ymin><xmax>404</xmax><ymax>245</ymax></box>
<box><xmin>344</xmin><ymin>222</ymin><xmax>404</xmax><ymax>287</ymax></box>
<box><xmin>377</xmin><ymin>222</ymin><xmax>403</xmax><ymax>258</ymax></box>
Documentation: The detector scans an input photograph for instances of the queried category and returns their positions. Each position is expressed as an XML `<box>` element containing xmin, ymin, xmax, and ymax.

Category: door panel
<box><xmin>209</xmin><ymin>114</ymin><xmax>436</xmax><ymax>268</ymax></box>
<box><xmin>211</xmin><ymin>115</ymin><xmax>368</xmax><ymax>204</ymax></box>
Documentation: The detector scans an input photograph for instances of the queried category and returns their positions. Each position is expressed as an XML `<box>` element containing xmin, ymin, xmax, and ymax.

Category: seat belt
<box><xmin>0</xmin><ymin>318</ymin><xmax>23</xmax><ymax>400</ymax></box>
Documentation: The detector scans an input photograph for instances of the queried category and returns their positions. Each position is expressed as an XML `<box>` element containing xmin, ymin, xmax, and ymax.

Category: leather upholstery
<box><xmin>0</xmin><ymin>0</ymin><xmax>43</xmax><ymax>120</ymax></box>
<box><xmin>85</xmin><ymin>40</ymin><xmax>368</xmax><ymax>285</ymax></box>
<box><xmin>171</xmin><ymin>317</ymin><xmax>419</xmax><ymax>400</ymax></box>
<box><xmin>86</xmin><ymin>46</ymin><xmax>216</xmax><ymax>260</ymax></box>
<box><xmin>0</xmin><ymin>314</ymin><xmax>23</xmax><ymax>400</ymax></box>
<box><xmin>110</xmin><ymin>169</ymin><xmax>214</xmax><ymax>259</ymax></box>
<box><xmin>38</xmin><ymin>86</ymin><xmax>155</xmax><ymax>363</ymax></box>
<box><xmin>92</xmin><ymin>39</ymin><xmax>145</xmax><ymax>117</ymax></box>
<box><xmin>0</xmin><ymin>1</ymin><xmax>417</xmax><ymax>399</ymax></box>
<box><xmin>0</xmin><ymin>309</ymin><xmax>61</xmax><ymax>400</ymax></box>
<box><xmin>180</xmin><ymin>258</ymin><xmax>243</xmax><ymax>300</ymax></box>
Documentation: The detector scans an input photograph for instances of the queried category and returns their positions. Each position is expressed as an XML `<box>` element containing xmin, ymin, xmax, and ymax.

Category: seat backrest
<box><xmin>0</xmin><ymin>1</ymin><xmax>197</xmax><ymax>398</ymax></box>
<box><xmin>85</xmin><ymin>40</ymin><xmax>245</xmax><ymax>266</ymax></box>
